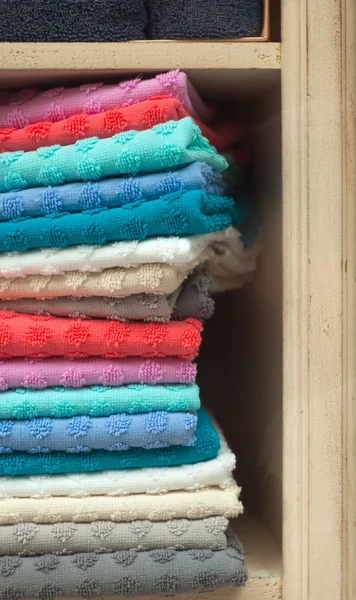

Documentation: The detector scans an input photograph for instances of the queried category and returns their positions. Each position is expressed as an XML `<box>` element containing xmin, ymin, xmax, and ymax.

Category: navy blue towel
<box><xmin>148</xmin><ymin>0</ymin><xmax>263</xmax><ymax>39</ymax></box>
<box><xmin>0</xmin><ymin>0</ymin><xmax>148</xmax><ymax>42</ymax></box>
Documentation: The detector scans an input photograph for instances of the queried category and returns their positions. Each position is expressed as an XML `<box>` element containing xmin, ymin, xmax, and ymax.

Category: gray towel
<box><xmin>0</xmin><ymin>0</ymin><xmax>147</xmax><ymax>42</ymax></box>
<box><xmin>0</xmin><ymin>529</ymin><xmax>247</xmax><ymax>599</ymax></box>
<box><xmin>0</xmin><ymin>271</ymin><xmax>214</xmax><ymax>322</ymax></box>
<box><xmin>148</xmin><ymin>0</ymin><xmax>263</xmax><ymax>39</ymax></box>
<box><xmin>0</xmin><ymin>517</ymin><xmax>228</xmax><ymax>557</ymax></box>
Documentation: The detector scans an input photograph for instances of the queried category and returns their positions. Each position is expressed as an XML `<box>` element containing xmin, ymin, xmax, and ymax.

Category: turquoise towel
<box><xmin>0</xmin><ymin>409</ymin><xmax>219</xmax><ymax>476</ymax></box>
<box><xmin>0</xmin><ymin>190</ymin><xmax>241</xmax><ymax>252</ymax></box>
<box><xmin>0</xmin><ymin>384</ymin><xmax>201</xmax><ymax>420</ymax></box>
<box><xmin>0</xmin><ymin>118</ymin><xmax>228</xmax><ymax>193</ymax></box>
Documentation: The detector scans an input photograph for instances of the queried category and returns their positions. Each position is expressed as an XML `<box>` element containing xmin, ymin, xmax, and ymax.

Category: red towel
<box><xmin>0</xmin><ymin>311</ymin><xmax>202</xmax><ymax>359</ymax></box>
<box><xmin>0</xmin><ymin>96</ymin><xmax>243</xmax><ymax>153</ymax></box>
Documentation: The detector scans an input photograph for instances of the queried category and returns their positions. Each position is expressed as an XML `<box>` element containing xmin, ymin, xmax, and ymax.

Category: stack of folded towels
<box><xmin>0</xmin><ymin>71</ymin><xmax>258</xmax><ymax>599</ymax></box>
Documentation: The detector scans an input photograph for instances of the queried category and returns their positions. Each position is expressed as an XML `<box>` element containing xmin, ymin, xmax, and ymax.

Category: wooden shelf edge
<box><xmin>0</xmin><ymin>42</ymin><xmax>281</xmax><ymax>72</ymax></box>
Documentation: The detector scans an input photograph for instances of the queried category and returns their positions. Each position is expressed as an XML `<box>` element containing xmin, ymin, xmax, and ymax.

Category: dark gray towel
<box><xmin>0</xmin><ymin>529</ymin><xmax>247</xmax><ymax>599</ymax></box>
<box><xmin>148</xmin><ymin>0</ymin><xmax>263</xmax><ymax>39</ymax></box>
<box><xmin>0</xmin><ymin>0</ymin><xmax>147</xmax><ymax>42</ymax></box>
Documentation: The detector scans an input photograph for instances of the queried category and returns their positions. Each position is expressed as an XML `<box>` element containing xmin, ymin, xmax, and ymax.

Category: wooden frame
<box><xmin>282</xmin><ymin>0</ymin><xmax>356</xmax><ymax>599</ymax></box>
<box><xmin>0</xmin><ymin>0</ymin><xmax>354</xmax><ymax>595</ymax></box>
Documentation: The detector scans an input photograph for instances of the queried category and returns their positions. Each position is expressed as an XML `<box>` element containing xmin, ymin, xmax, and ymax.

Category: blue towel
<box><xmin>0</xmin><ymin>408</ymin><xmax>219</xmax><ymax>476</ymax></box>
<box><xmin>0</xmin><ymin>410</ymin><xmax>197</xmax><ymax>453</ymax></box>
<box><xmin>0</xmin><ymin>163</ymin><xmax>224</xmax><ymax>221</ymax></box>
<box><xmin>0</xmin><ymin>0</ymin><xmax>148</xmax><ymax>42</ymax></box>
<box><xmin>0</xmin><ymin>190</ymin><xmax>243</xmax><ymax>253</ymax></box>
<box><xmin>148</xmin><ymin>0</ymin><xmax>263</xmax><ymax>39</ymax></box>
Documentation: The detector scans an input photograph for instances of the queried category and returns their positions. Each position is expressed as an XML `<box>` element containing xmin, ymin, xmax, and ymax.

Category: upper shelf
<box><xmin>0</xmin><ymin>42</ymin><xmax>280</xmax><ymax>71</ymax></box>
<box><xmin>0</xmin><ymin>42</ymin><xmax>281</xmax><ymax>99</ymax></box>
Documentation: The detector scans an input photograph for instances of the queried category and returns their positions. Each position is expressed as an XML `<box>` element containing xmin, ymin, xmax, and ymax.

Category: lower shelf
<box><xmin>235</xmin><ymin>516</ymin><xmax>282</xmax><ymax>599</ymax></box>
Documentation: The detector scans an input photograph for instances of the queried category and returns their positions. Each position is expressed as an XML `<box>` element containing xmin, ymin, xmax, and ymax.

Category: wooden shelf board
<box><xmin>0</xmin><ymin>42</ymin><xmax>280</xmax><ymax>72</ymax></box>
<box><xmin>0</xmin><ymin>42</ymin><xmax>280</xmax><ymax>96</ymax></box>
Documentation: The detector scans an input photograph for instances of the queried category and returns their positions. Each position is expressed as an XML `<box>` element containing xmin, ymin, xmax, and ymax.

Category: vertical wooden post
<box><xmin>282</xmin><ymin>0</ymin><xmax>356</xmax><ymax>598</ymax></box>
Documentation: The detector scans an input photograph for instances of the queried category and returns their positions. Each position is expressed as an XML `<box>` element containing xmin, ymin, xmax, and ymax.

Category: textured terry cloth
<box><xmin>0</xmin><ymin>382</ymin><xmax>200</xmax><ymax>420</ymax></box>
<box><xmin>0</xmin><ymin>312</ymin><xmax>202</xmax><ymax>359</ymax></box>
<box><xmin>0</xmin><ymin>228</ymin><xmax>239</xmax><ymax>279</ymax></box>
<box><xmin>0</xmin><ymin>97</ymin><xmax>243</xmax><ymax>154</ymax></box>
<box><xmin>0</xmin><ymin>428</ymin><xmax>235</xmax><ymax>498</ymax></box>
<box><xmin>0</xmin><ymin>411</ymin><xmax>198</xmax><ymax>453</ymax></box>
<box><xmin>0</xmin><ymin>118</ymin><xmax>227</xmax><ymax>194</ymax></box>
<box><xmin>0</xmin><ymin>0</ymin><xmax>147</xmax><ymax>42</ymax></box>
<box><xmin>0</xmin><ymin>191</ymin><xmax>239</xmax><ymax>254</ymax></box>
<box><xmin>0</xmin><ymin>162</ymin><xmax>223</xmax><ymax>222</ymax></box>
<box><xmin>148</xmin><ymin>0</ymin><xmax>263</xmax><ymax>39</ymax></box>
<box><xmin>0</xmin><ymin>271</ymin><xmax>214</xmax><ymax>322</ymax></box>
<box><xmin>0</xmin><ymin>358</ymin><xmax>197</xmax><ymax>393</ymax></box>
<box><xmin>0</xmin><ymin>483</ymin><xmax>242</xmax><ymax>524</ymax></box>
<box><xmin>0</xmin><ymin>516</ymin><xmax>229</xmax><ymax>556</ymax></box>
<box><xmin>0</xmin><ymin>530</ymin><xmax>247</xmax><ymax>599</ymax></box>
<box><xmin>0</xmin><ymin>262</ymin><xmax>196</xmax><ymax>300</ymax></box>
<box><xmin>0</xmin><ymin>408</ymin><xmax>219</xmax><ymax>476</ymax></box>
<box><xmin>0</xmin><ymin>71</ymin><xmax>213</xmax><ymax>129</ymax></box>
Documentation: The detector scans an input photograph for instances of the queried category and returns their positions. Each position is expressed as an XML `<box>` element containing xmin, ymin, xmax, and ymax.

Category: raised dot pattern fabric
<box><xmin>0</xmin><ymin>261</ymin><xmax>196</xmax><ymax>300</ymax></box>
<box><xmin>0</xmin><ymin>516</ymin><xmax>229</xmax><ymax>556</ymax></box>
<box><xmin>0</xmin><ymin>410</ymin><xmax>198</xmax><ymax>453</ymax></box>
<box><xmin>0</xmin><ymin>428</ymin><xmax>236</xmax><ymax>498</ymax></box>
<box><xmin>0</xmin><ymin>71</ymin><xmax>213</xmax><ymax>128</ymax></box>
<box><xmin>0</xmin><ymin>358</ymin><xmax>197</xmax><ymax>393</ymax></box>
<box><xmin>0</xmin><ymin>312</ymin><xmax>202</xmax><ymax>359</ymax></box>
<box><xmin>0</xmin><ymin>0</ymin><xmax>148</xmax><ymax>43</ymax></box>
<box><xmin>0</xmin><ymin>383</ymin><xmax>200</xmax><ymax>420</ymax></box>
<box><xmin>0</xmin><ymin>190</ymin><xmax>239</xmax><ymax>254</ymax></box>
<box><xmin>0</xmin><ymin>271</ymin><xmax>214</xmax><ymax>322</ymax></box>
<box><xmin>0</xmin><ymin>97</ymin><xmax>242</xmax><ymax>154</ymax></box>
<box><xmin>0</xmin><ymin>409</ymin><xmax>220</xmax><ymax>475</ymax></box>
<box><xmin>0</xmin><ymin>162</ymin><xmax>223</xmax><ymax>222</ymax></box>
<box><xmin>0</xmin><ymin>228</ymin><xmax>236</xmax><ymax>279</ymax></box>
<box><xmin>148</xmin><ymin>0</ymin><xmax>263</xmax><ymax>39</ymax></box>
<box><xmin>0</xmin><ymin>530</ymin><xmax>247</xmax><ymax>598</ymax></box>
<box><xmin>0</xmin><ymin>118</ymin><xmax>227</xmax><ymax>193</ymax></box>
<box><xmin>0</xmin><ymin>483</ymin><xmax>242</xmax><ymax>524</ymax></box>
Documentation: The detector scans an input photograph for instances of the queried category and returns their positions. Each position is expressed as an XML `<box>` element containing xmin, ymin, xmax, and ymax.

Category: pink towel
<box><xmin>0</xmin><ymin>71</ymin><xmax>213</xmax><ymax>129</ymax></box>
<box><xmin>0</xmin><ymin>357</ymin><xmax>197</xmax><ymax>390</ymax></box>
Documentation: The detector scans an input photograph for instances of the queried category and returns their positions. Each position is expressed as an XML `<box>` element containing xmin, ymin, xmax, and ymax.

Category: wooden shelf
<box><xmin>235</xmin><ymin>516</ymin><xmax>282</xmax><ymax>599</ymax></box>
<box><xmin>0</xmin><ymin>42</ymin><xmax>280</xmax><ymax>71</ymax></box>
<box><xmin>0</xmin><ymin>42</ymin><xmax>281</xmax><ymax>99</ymax></box>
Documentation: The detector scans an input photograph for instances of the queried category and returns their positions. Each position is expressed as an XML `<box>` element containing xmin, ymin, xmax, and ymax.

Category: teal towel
<box><xmin>0</xmin><ymin>190</ymin><xmax>241</xmax><ymax>253</ymax></box>
<box><xmin>0</xmin><ymin>384</ymin><xmax>200</xmax><ymax>420</ymax></box>
<box><xmin>0</xmin><ymin>118</ymin><xmax>228</xmax><ymax>193</ymax></box>
<box><xmin>0</xmin><ymin>408</ymin><xmax>219</xmax><ymax>476</ymax></box>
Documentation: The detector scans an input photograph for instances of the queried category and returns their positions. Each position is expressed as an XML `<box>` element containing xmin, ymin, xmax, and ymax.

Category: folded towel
<box><xmin>0</xmin><ymin>410</ymin><xmax>197</xmax><ymax>453</ymax></box>
<box><xmin>0</xmin><ymin>483</ymin><xmax>242</xmax><ymax>524</ymax></box>
<box><xmin>148</xmin><ymin>0</ymin><xmax>263</xmax><ymax>39</ymax></box>
<box><xmin>0</xmin><ymin>428</ymin><xmax>236</xmax><ymax>498</ymax></box>
<box><xmin>0</xmin><ymin>227</ymin><xmax>240</xmax><ymax>279</ymax></box>
<box><xmin>0</xmin><ymin>358</ymin><xmax>197</xmax><ymax>393</ymax></box>
<box><xmin>0</xmin><ymin>261</ymin><xmax>196</xmax><ymax>300</ymax></box>
<box><xmin>0</xmin><ymin>71</ymin><xmax>213</xmax><ymax>129</ymax></box>
<box><xmin>0</xmin><ymin>271</ymin><xmax>214</xmax><ymax>322</ymax></box>
<box><xmin>0</xmin><ymin>97</ymin><xmax>243</xmax><ymax>154</ymax></box>
<box><xmin>0</xmin><ymin>382</ymin><xmax>200</xmax><ymax>420</ymax></box>
<box><xmin>0</xmin><ymin>0</ymin><xmax>147</xmax><ymax>42</ymax></box>
<box><xmin>0</xmin><ymin>529</ymin><xmax>247</xmax><ymax>598</ymax></box>
<box><xmin>0</xmin><ymin>162</ymin><xmax>223</xmax><ymax>222</ymax></box>
<box><xmin>0</xmin><ymin>191</ymin><xmax>239</xmax><ymax>254</ymax></box>
<box><xmin>0</xmin><ymin>516</ymin><xmax>229</xmax><ymax>556</ymax></box>
<box><xmin>0</xmin><ymin>118</ymin><xmax>227</xmax><ymax>193</ymax></box>
<box><xmin>0</xmin><ymin>408</ymin><xmax>219</xmax><ymax>475</ymax></box>
<box><xmin>0</xmin><ymin>312</ymin><xmax>202</xmax><ymax>359</ymax></box>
